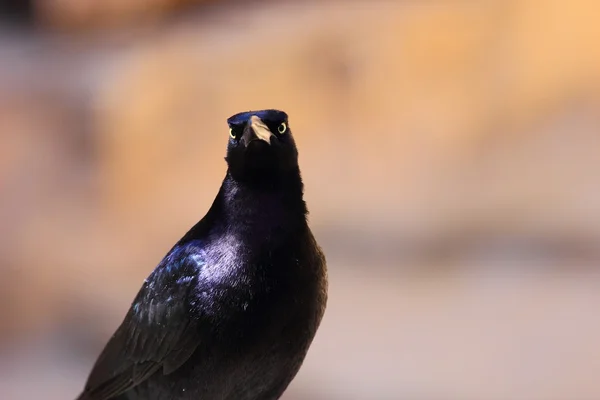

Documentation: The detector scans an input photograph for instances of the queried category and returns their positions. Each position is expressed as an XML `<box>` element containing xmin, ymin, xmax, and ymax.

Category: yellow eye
<box><xmin>229</xmin><ymin>128</ymin><xmax>235</xmax><ymax>139</ymax></box>
<box><xmin>277</xmin><ymin>122</ymin><xmax>287</xmax><ymax>134</ymax></box>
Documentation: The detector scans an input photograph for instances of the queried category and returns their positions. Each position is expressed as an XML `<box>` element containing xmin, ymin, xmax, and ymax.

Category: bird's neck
<box><xmin>218</xmin><ymin>171</ymin><xmax>308</xmax><ymax>238</ymax></box>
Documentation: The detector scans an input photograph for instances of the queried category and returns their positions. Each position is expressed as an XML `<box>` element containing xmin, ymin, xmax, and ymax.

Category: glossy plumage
<box><xmin>77</xmin><ymin>109</ymin><xmax>328</xmax><ymax>400</ymax></box>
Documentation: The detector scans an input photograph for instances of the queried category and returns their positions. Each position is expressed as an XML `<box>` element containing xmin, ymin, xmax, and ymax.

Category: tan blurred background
<box><xmin>1</xmin><ymin>0</ymin><xmax>600</xmax><ymax>399</ymax></box>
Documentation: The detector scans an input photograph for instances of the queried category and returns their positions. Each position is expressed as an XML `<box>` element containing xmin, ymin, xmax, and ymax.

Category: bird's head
<box><xmin>225</xmin><ymin>109</ymin><xmax>299</xmax><ymax>186</ymax></box>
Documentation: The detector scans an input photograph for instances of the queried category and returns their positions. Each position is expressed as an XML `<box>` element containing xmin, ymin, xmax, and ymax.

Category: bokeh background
<box><xmin>1</xmin><ymin>1</ymin><xmax>600</xmax><ymax>399</ymax></box>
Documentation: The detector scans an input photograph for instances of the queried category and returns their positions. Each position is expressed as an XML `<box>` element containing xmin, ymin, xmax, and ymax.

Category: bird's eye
<box><xmin>229</xmin><ymin>128</ymin><xmax>236</xmax><ymax>139</ymax></box>
<box><xmin>277</xmin><ymin>122</ymin><xmax>287</xmax><ymax>134</ymax></box>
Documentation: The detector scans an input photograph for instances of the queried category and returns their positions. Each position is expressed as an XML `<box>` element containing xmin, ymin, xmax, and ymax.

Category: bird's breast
<box><xmin>194</xmin><ymin>227</ymin><xmax>326</xmax><ymax>342</ymax></box>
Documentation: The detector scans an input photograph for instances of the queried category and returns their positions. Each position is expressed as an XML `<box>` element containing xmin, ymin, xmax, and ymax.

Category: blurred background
<box><xmin>1</xmin><ymin>0</ymin><xmax>600</xmax><ymax>399</ymax></box>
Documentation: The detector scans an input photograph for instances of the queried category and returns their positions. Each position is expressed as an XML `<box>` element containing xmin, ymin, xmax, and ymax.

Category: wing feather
<box><xmin>78</xmin><ymin>243</ymin><xmax>207</xmax><ymax>400</ymax></box>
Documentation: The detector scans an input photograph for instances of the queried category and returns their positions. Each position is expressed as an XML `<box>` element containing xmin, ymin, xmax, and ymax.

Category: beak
<box><xmin>243</xmin><ymin>115</ymin><xmax>272</xmax><ymax>146</ymax></box>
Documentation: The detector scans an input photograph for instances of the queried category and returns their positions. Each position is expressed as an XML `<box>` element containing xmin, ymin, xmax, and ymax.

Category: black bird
<box><xmin>77</xmin><ymin>109</ymin><xmax>328</xmax><ymax>400</ymax></box>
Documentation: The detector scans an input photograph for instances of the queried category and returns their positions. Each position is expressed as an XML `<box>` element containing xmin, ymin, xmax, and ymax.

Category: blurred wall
<box><xmin>1</xmin><ymin>1</ymin><xmax>600</xmax><ymax>399</ymax></box>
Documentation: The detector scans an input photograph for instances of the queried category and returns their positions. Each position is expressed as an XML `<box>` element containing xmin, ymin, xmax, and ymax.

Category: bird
<box><xmin>76</xmin><ymin>109</ymin><xmax>328</xmax><ymax>400</ymax></box>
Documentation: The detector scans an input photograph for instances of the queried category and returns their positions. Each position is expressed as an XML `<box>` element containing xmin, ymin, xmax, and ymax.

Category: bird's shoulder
<box><xmin>133</xmin><ymin>240</ymin><xmax>207</xmax><ymax>313</ymax></box>
<box><xmin>78</xmin><ymin>240</ymin><xmax>210</xmax><ymax>400</ymax></box>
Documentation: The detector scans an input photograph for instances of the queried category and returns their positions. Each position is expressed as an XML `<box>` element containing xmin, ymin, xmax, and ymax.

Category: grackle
<box><xmin>77</xmin><ymin>109</ymin><xmax>328</xmax><ymax>400</ymax></box>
